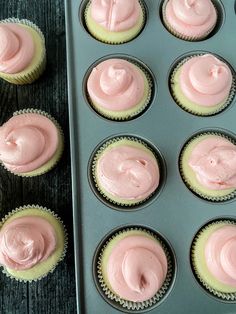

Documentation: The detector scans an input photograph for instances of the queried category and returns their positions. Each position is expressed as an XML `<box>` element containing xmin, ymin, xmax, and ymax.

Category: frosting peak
<box><xmin>172</xmin><ymin>0</ymin><xmax>211</xmax><ymax>25</ymax></box>
<box><xmin>0</xmin><ymin>24</ymin><xmax>34</xmax><ymax>74</ymax></box>
<box><xmin>87</xmin><ymin>59</ymin><xmax>145</xmax><ymax>111</ymax></box>
<box><xmin>107</xmin><ymin>235</ymin><xmax>168</xmax><ymax>302</ymax></box>
<box><xmin>180</xmin><ymin>55</ymin><xmax>232</xmax><ymax>107</ymax></box>
<box><xmin>100</xmin><ymin>64</ymin><xmax>133</xmax><ymax>95</ymax></box>
<box><xmin>91</xmin><ymin>0</ymin><xmax>141</xmax><ymax>32</ymax></box>
<box><xmin>0</xmin><ymin>216</ymin><xmax>56</xmax><ymax>270</ymax></box>
<box><xmin>205</xmin><ymin>225</ymin><xmax>236</xmax><ymax>286</ymax></box>
<box><xmin>189</xmin><ymin>136</ymin><xmax>236</xmax><ymax>190</ymax></box>
<box><xmin>0</xmin><ymin>113</ymin><xmax>59</xmax><ymax>173</ymax></box>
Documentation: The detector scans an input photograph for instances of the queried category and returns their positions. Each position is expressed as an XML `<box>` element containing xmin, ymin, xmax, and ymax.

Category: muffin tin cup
<box><xmin>84</xmin><ymin>55</ymin><xmax>155</xmax><ymax>121</ymax></box>
<box><xmin>169</xmin><ymin>52</ymin><xmax>236</xmax><ymax>117</ymax></box>
<box><xmin>89</xmin><ymin>135</ymin><xmax>166</xmax><ymax>211</ymax></box>
<box><xmin>83</xmin><ymin>0</ymin><xmax>147</xmax><ymax>45</ymax></box>
<box><xmin>0</xmin><ymin>18</ymin><xmax>46</xmax><ymax>85</ymax></box>
<box><xmin>191</xmin><ymin>218</ymin><xmax>236</xmax><ymax>301</ymax></box>
<box><xmin>0</xmin><ymin>108</ymin><xmax>64</xmax><ymax>177</ymax></box>
<box><xmin>161</xmin><ymin>0</ymin><xmax>223</xmax><ymax>42</ymax></box>
<box><xmin>0</xmin><ymin>204</ymin><xmax>68</xmax><ymax>283</ymax></box>
<box><xmin>179</xmin><ymin>129</ymin><xmax>236</xmax><ymax>203</ymax></box>
<box><xmin>93</xmin><ymin>225</ymin><xmax>176</xmax><ymax>313</ymax></box>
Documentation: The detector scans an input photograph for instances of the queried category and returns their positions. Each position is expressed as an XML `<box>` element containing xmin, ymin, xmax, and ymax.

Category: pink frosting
<box><xmin>97</xmin><ymin>144</ymin><xmax>160</xmax><ymax>200</ymax></box>
<box><xmin>165</xmin><ymin>0</ymin><xmax>217</xmax><ymax>38</ymax></box>
<box><xmin>189</xmin><ymin>136</ymin><xmax>236</xmax><ymax>190</ymax></box>
<box><xmin>205</xmin><ymin>225</ymin><xmax>236</xmax><ymax>287</ymax></box>
<box><xmin>87</xmin><ymin>59</ymin><xmax>145</xmax><ymax>111</ymax></box>
<box><xmin>0</xmin><ymin>216</ymin><xmax>56</xmax><ymax>270</ymax></box>
<box><xmin>0</xmin><ymin>113</ymin><xmax>59</xmax><ymax>173</ymax></box>
<box><xmin>179</xmin><ymin>55</ymin><xmax>232</xmax><ymax>107</ymax></box>
<box><xmin>90</xmin><ymin>0</ymin><xmax>141</xmax><ymax>32</ymax></box>
<box><xmin>107</xmin><ymin>235</ymin><xmax>168</xmax><ymax>302</ymax></box>
<box><xmin>0</xmin><ymin>24</ymin><xmax>34</xmax><ymax>74</ymax></box>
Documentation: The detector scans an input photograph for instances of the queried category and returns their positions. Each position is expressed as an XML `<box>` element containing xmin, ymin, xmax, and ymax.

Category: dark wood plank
<box><xmin>0</xmin><ymin>1</ymin><xmax>76</xmax><ymax>313</ymax></box>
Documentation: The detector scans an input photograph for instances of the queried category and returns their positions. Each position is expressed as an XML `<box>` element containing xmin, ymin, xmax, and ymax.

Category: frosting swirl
<box><xmin>0</xmin><ymin>113</ymin><xmax>59</xmax><ymax>173</ymax></box>
<box><xmin>90</xmin><ymin>0</ymin><xmax>141</xmax><ymax>32</ymax></box>
<box><xmin>97</xmin><ymin>143</ymin><xmax>159</xmax><ymax>200</ymax></box>
<box><xmin>87</xmin><ymin>59</ymin><xmax>145</xmax><ymax>111</ymax></box>
<box><xmin>165</xmin><ymin>0</ymin><xmax>217</xmax><ymax>38</ymax></box>
<box><xmin>180</xmin><ymin>55</ymin><xmax>232</xmax><ymax>107</ymax></box>
<box><xmin>0</xmin><ymin>216</ymin><xmax>56</xmax><ymax>270</ymax></box>
<box><xmin>0</xmin><ymin>24</ymin><xmax>34</xmax><ymax>74</ymax></box>
<box><xmin>189</xmin><ymin>136</ymin><xmax>236</xmax><ymax>190</ymax></box>
<box><xmin>107</xmin><ymin>235</ymin><xmax>168</xmax><ymax>302</ymax></box>
<box><xmin>205</xmin><ymin>225</ymin><xmax>236</xmax><ymax>287</ymax></box>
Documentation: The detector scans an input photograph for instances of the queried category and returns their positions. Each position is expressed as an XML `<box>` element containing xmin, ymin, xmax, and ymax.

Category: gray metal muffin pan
<box><xmin>65</xmin><ymin>0</ymin><xmax>236</xmax><ymax>313</ymax></box>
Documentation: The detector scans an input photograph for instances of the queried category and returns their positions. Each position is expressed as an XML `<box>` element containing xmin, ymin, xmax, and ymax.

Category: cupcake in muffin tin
<box><xmin>84</xmin><ymin>0</ymin><xmax>146</xmax><ymax>44</ymax></box>
<box><xmin>170</xmin><ymin>53</ymin><xmax>235</xmax><ymax>116</ymax></box>
<box><xmin>191</xmin><ymin>219</ymin><xmax>236</xmax><ymax>300</ymax></box>
<box><xmin>162</xmin><ymin>0</ymin><xmax>218</xmax><ymax>41</ymax></box>
<box><xmin>94</xmin><ymin>226</ymin><xmax>175</xmax><ymax>311</ymax></box>
<box><xmin>90</xmin><ymin>136</ymin><xmax>165</xmax><ymax>208</ymax></box>
<box><xmin>179</xmin><ymin>130</ymin><xmax>236</xmax><ymax>202</ymax></box>
<box><xmin>86</xmin><ymin>57</ymin><xmax>153</xmax><ymax>121</ymax></box>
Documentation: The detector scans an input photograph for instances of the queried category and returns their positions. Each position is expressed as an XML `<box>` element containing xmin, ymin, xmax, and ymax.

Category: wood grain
<box><xmin>0</xmin><ymin>1</ymin><xmax>76</xmax><ymax>313</ymax></box>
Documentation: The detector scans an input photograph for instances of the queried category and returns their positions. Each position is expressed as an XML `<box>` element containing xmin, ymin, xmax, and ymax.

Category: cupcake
<box><xmin>0</xmin><ymin>18</ymin><xmax>46</xmax><ymax>84</ymax></box>
<box><xmin>0</xmin><ymin>109</ymin><xmax>64</xmax><ymax>177</ymax></box>
<box><xmin>96</xmin><ymin>227</ymin><xmax>174</xmax><ymax>310</ymax></box>
<box><xmin>84</xmin><ymin>0</ymin><xmax>145</xmax><ymax>44</ymax></box>
<box><xmin>191</xmin><ymin>220</ymin><xmax>236</xmax><ymax>300</ymax></box>
<box><xmin>162</xmin><ymin>0</ymin><xmax>217</xmax><ymax>41</ymax></box>
<box><xmin>170</xmin><ymin>54</ymin><xmax>235</xmax><ymax>116</ymax></box>
<box><xmin>87</xmin><ymin>58</ymin><xmax>152</xmax><ymax>120</ymax></box>
<box><xmin>0</xmin><ymin>205</ymin><xmax>67</xmax><ymax>282</ymax></box>
<box><xmin>179</xmin><ymin>132</ymin><xmax>236</xmax><ymax>202</ymax></box>
<box><xmin>91</xmin><ymin>137</ymin><xmax>161</xmax><ymax>207</ymax></box>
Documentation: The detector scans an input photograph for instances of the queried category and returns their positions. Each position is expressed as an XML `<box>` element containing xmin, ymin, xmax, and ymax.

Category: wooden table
<box><xmin>0</xmin><ymin>1</ymin><xmax>77</xmax><ymax>313</ymax></box>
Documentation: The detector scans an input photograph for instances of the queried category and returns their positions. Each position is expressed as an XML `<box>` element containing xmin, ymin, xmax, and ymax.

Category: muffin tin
<box><xmin>65</xmin><ymin>0</ymin><xmax>236</xmax><ymax>313</ymax></box>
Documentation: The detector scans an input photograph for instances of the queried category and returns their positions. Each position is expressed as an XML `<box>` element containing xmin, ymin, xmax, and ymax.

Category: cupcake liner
<box><xmin>0</xmin><ymin>18</ymin><xmax>46</xmax><ymax>84</ymax></box>
<box><xmin>162</xmin><ymin>0</ymin><xmax>218</xmax><ymax>41</ymax></box>
<box><xmin>96</xmin><ymin>227</ymin><xmax>174</xmax><ymax>311</ymax></box>
<box><xmin>0</xmin><ymin>204</ymin><xmax>68</xmax><ymax>283</ymax></box>
<box><xmin>84</xmin><ymin>0</ymin><xmax>146</xmax><ymax>45</ymax></box>
<box><xmin>87</xmin><ymin>59</ymin><xmax>153</xmax><ymax>121</ymax></box>
<box><xmin>0</xmin><ymin>108</ymin><xmax>64</xmax><ymax>177</ymax></box>
<box><xmin>91</xmin><ymin>136</ymin><xmax>162</xmax><ymax>208</ymax></box>
<box><xmin>170</xmin><ymin>54</ymin><xmax>236</xmax><ymax>116</ymax></box>
<box><xmin>191</xmin><ymin>219</ymin><xmax>236</xmax><ymax>301</ymax></box>
<box><xmin>179</xmin><ymin>131</ymin><xmax>236</xmax><ymax>202</ymax></box>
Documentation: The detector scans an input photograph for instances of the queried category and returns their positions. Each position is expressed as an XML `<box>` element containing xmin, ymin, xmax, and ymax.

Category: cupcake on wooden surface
<box><xmin>0</xmin><ymin>18</ymin><xmax>46</xmax><ymax>84</ymax></box>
